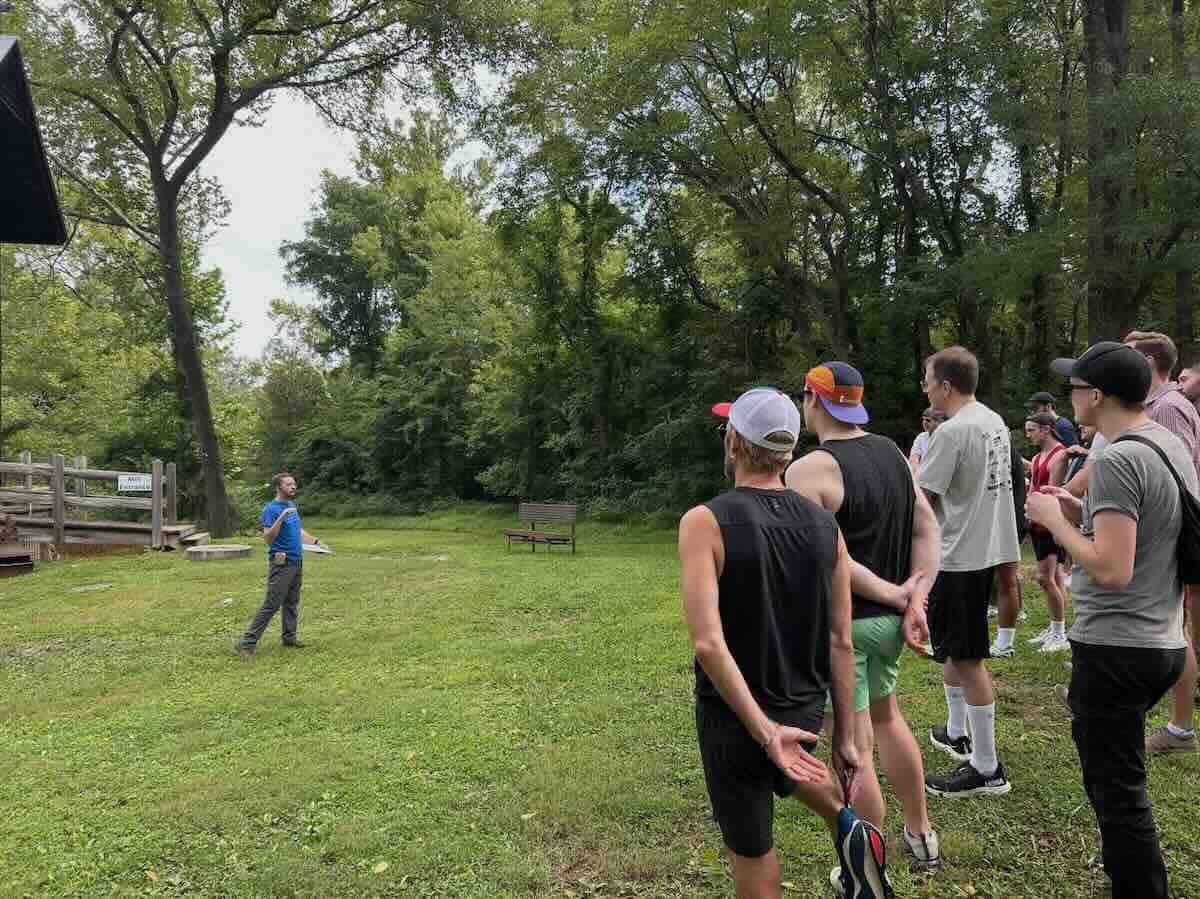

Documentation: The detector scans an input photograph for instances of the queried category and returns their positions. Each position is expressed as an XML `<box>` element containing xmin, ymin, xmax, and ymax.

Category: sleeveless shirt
<box><xmin>1029</xmin><ymin>443</ymin><xmax>1065</xmax><ymax>534</ymax></box>
<box><xmin>815</xmin><ymin>435</ymin><xmax>915</xmax><ymax>619</ymax></box>
<box><xmin>696</xmin><ymin>487</ymin><xmax>840</xmax><ymax>716</ymax></box>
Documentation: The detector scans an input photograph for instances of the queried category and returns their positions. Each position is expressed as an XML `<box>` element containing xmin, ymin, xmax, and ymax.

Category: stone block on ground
<box><xmin>186</xmin><ymin>544</ymin><xmax>252</xmax><ymax>562</ymax></box>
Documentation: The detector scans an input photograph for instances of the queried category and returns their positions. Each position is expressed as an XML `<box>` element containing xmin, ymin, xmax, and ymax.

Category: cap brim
<box><xmin>1050</xmin><ymin>358</ymin><xmax>1077</xmax><ymax>379</ymax></box>
<box><xmin>711</xmin><ymin>402</ymin><xmax>732</xmax><ymax>418</ymax></box>
<box><xmin>819</xmin><ymin>395</ymin><xmax>869</xmax><ymax>425</ymax></box>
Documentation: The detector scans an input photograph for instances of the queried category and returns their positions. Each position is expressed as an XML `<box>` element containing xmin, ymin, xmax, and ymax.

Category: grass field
<box><xmin>2</xmin><ymin>505</ymin><xmax>1198</xmax><ymax>898</ymax></box>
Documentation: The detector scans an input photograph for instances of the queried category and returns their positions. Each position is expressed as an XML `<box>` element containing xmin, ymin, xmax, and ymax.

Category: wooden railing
<box><xmin>0</xmin><ymin>452</ymin><xmax>177</xmax><ymax>550</ymax></box>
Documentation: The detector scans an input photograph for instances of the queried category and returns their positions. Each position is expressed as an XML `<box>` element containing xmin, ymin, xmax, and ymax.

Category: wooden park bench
<box><xmin>503</xmin><ymin>502</ymin><xmax>578</xmax><ymax>554</ymax></box>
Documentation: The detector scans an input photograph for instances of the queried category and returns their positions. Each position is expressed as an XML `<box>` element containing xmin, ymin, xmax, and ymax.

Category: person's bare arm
<box><xmin>784</xmin><ymin>451</ymin><xmax>840</xmax><ymax>510</ymax></box>
<box><xmin>262</xmin><ymin>507</ymin><xmax>296</xmax><ymax>545</ymax></box>
<box><xmin>1026</xmin><ymin>500</ymin><xmax>1136</xmax><ymax>589</ymax></box>
<box><xmin>1049</xmin><ymin>451</ymin><xmax>1070</xmax><ymax>488</ymax></box>
<box><xmin>787</xmin><ymin>451</ymin><xmax>909</xmax><ymax>609</ymax></box>
<box><xmin>828</xmin><ymin>533</ymin><xmax>861</xmax><ymax>802</ymax></box>
<box><xmin>301</xmin><ymin>529</ymin><xmax>319</xmax><ymax>544</ymax></box>
<box><xmin>1035</xmin><ymin>485</ymin><xmax>1083</xmax><ymax>526</ymax></box>
<box><xmin>679</xmin><ymin>506</ymin><xmax>827</xmax><ymax>783</ymax></box>
<box><xmin>910</xmin><ymin>472</ymin><xmax>941</xmax><ymax>593</ymax></box>
<box><xmin>1064</xmin><ymin>458</ymin><xmax>1092</xmax><ymax>497</ymax></box>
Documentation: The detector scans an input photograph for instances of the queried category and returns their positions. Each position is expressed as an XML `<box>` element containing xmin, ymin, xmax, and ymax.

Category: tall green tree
<box><xmin>18</xmin><ymin>0</ymin><xmax>493</xmax><ymax>534</ymax></box>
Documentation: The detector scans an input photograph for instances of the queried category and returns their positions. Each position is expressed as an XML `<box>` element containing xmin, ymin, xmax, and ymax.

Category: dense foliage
<box><xmin>4</xmin><ymin>0</ymin><xmax>1199</xmax><ymax>522</ymax></box>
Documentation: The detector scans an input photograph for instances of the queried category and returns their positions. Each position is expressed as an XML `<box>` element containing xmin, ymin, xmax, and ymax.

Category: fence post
<box><xmin>165</xmin><ymin>462</ymin><xmax>177</xmax><ymax>525</ymax></box>
<box><xmin>51</xmin><ymin>453</ymin><xmax>65</xmax><ymax>556</ymax></box>
<box><xmin>151</xmin><ymin>460</ymin><xmax>163</xmax><ymax>550</ymax></box>
<box><xmin>19</xmin><ymin>450</ymin><xmax>32</xmax><ymax>514</ymax></box>
<box><xmin>74</xmin><ymin>455</ymin><xmax>88</xmax><ymax>499</ymax></box>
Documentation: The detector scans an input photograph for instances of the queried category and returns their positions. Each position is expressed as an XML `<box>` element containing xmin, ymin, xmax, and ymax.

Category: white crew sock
<box><xmin>945</xmin><ymin>685</ymin><xmax>968</xmax><ymax>739</ymax></box>
<box><xmin>967</xmin><ymin>703</ymin><xmax>999</xmax><ymax>776</ymax></box>
<box><xmin>994</xmin><ymin>627</ymin><xmax>1015</xmax><ymax>650</ymax></box>
<box><xmin>1050</xmin><ymin>620</ymin><xmax>1066</xmax><ymax>638</ymax></box>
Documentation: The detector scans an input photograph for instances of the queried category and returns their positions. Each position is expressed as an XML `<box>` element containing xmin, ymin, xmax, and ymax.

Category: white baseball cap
<box><xmin>711</xmin><ymin>387</ymin><xmax>801</xmax><ymax>452</ymax></box>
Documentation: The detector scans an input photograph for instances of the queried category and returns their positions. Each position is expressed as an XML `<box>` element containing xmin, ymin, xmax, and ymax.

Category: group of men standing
<box><xmin>682</xmin><ymin>337</ymin><xmax>1196</xmax><ymax>899</ymax></box>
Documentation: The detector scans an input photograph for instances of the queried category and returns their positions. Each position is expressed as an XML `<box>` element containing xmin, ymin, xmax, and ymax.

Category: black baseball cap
<box><xmin>1026</xmin><ymin>391</ymin><xmax>1057</xmax><ymax>406</ymax></box>
<box><xmin>1050</xmin><ymin>341</ymin><xmax>1152</xmax><ymax>404</ymax></box>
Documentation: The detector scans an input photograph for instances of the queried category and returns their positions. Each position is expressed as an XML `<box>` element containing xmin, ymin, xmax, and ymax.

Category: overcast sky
<box><xmin>200</xmin><ymin>95</ymin><xmax>363</xmax><ymax>359</ymax></box>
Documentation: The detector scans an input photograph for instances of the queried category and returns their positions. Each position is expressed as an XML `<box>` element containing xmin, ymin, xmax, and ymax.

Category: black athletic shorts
<box><xmin>1030</xmin><ymin>528</ymin><xmax>1062</xmax><ymax>562</ymax></box>
<box><xmin>695</xmin><ymin>697</ymin><xmax>824</xmax><ymax>858</ymax></box>
<box><xmin>928</xmin><ymin>567</ymin><xmax>996</xmax><ymax>663</ymax></box>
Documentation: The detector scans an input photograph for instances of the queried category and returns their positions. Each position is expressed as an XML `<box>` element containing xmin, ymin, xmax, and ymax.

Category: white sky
<box><xmin>200</xmin><ymin>95</ymin><xmax>364</xmax><ymax>359</ymax></box>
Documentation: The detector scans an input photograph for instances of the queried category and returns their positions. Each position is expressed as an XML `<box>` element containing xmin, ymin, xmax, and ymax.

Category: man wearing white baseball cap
<box><xmin>682</xmin><ymin>387</ymin><xmax>894</xmax><ymax>899</ymax></box>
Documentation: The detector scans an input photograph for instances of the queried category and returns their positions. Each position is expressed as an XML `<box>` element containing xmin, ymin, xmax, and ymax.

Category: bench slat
<box><xmin>518</xmin><ymin>502</ymin><xmax>576</xmax><ymax>523</ymax></box>
<box><xmin>506</xmin><ymin>531</ymin><xmax>572</xmax><ymax>542</ymax></box>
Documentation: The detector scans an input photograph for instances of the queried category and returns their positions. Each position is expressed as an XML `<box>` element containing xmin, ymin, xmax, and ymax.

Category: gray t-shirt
<box><xmin>1071</xmin><ymin>420</ymin><xmax>1195</xmax><ymax>650</ymax></box>
<box><xmin>918</xmin><ymin>400</ymin><xmax>1020</xmax><ymax>571</ymax></box>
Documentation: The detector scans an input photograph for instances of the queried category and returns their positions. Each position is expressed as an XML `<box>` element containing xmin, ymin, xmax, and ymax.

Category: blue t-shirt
<box><xmin>262</xmin><ymin>500</ymin><xmax>303</xmax><ymax>562</ymax></box>
<box><xmin>1054</xmin><ymin>416</ymin><xmax>1080</xmax><ymax>448</ymax></box>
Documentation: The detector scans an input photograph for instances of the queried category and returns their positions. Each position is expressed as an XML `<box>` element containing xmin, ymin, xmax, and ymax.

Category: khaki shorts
<box><xmin>852</xmin><ymin>614</ymin><xmax>905</xmax><ymax>711</ymax></box>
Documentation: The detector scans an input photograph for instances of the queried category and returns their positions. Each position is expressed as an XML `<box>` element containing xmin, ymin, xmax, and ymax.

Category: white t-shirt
<box><xmin>918</xmin><ymin>400</ymin><xmax>1021</xmax><ymax>571</ymax></box>
<box><xmin>910</xmin><ymin>431</ymin><xmax>931</xmax><ymax>460</ymax></box>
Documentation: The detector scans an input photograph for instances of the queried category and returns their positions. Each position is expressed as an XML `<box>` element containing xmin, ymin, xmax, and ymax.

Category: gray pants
<box><xmin>239</xmin><ymin>561</ymin><xmax>302</xmax><ymax>648</ymax></box>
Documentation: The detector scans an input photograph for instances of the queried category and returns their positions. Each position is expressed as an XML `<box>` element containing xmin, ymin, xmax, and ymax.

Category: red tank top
<box><xmin>1030</xmin><ymin>443</ymin><xmax>1065</xmax><ymax>493</ymax></box>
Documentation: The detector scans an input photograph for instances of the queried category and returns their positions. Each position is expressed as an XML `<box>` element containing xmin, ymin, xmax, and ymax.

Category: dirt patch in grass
<box><xmin>0</xmin><ymin>638</ymin><xmax>68</xmax><ymax>660</ymax></box>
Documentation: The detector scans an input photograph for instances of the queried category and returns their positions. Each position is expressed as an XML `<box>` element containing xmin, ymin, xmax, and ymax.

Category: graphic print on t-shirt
<box><xmin>984</xmin><ymin>427</ymin><xmax>1012</xmax><ymax>493</ymax></box>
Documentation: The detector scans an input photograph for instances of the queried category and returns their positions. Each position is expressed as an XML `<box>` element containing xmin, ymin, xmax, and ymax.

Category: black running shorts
<box><xmin>1030</xmin><ymin>528</ymin><xmax>1062</xmax><ymax>562</ymax></box>
<box><xmin>695</xmin><ymin>697</ymin><xmax>824</xmax><ymax>858</ymax></box>
<box><xmin>928</xmin><ymin>567</ymin><xmax>996</xmax><ymax>663</ymax></box>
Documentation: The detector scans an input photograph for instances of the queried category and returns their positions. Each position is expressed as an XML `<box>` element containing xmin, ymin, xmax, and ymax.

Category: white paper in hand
<box><xmin>303</xmin><ymin>543</ymin><xmax>333</xmax><ymax>554</ymax></box>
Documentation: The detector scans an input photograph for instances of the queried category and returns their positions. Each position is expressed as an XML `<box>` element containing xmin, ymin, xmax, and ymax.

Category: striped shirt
<box><xmin>1144</xmin><ymin>381</ymin><xmax>1200</xmax><ymax>481</ymax></box>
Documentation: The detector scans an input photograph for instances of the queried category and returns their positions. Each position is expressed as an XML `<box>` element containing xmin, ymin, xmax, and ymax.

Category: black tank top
<box><xmin>696</xmin><ymin>487</ymin><xmax>839</xmax><ymax>716</ymax></box>
<box><xmin>815</xmin><ymin>435</ymin><xmax>914</xmax><ymax>619</ymax></box>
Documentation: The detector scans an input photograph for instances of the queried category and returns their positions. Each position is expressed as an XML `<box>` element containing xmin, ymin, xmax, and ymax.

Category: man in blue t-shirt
<box><xmin>236</xmin><ymin>473</ymin><xmax>322</xmax><ymax>656</ymax></box>
<box><xmin>1028</xmin><ymin>392</ymin><xmax>1080</xmax><ymax>447</ymax></box>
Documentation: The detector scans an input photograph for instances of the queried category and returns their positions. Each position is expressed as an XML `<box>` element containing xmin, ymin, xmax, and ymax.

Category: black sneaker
<box><xmin>925</xmin><ymin>761</ymin><xmax>1011</xmax><ymax>798</ymax></box>
<box><xmin>929</xmin><ymin>724</ymin><xmax>971</xmax><ymax>762</ymax></box>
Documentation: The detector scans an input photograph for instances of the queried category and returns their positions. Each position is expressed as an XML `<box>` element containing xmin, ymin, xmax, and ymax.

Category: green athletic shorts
<box><xmin>852</xmin><ymin>614</ymin><xmax>905</xmax><ymax>712</ymax></box>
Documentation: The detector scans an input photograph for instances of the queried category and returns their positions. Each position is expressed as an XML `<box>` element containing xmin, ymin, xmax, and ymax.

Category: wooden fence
<box><xmin>0</xmin><ymin>452</ymin><xmax>178</xmax><ymax>550</ymax></box>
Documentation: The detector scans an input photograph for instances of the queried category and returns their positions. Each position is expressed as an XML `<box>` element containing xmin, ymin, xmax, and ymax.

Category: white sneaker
<box><xmin>1027</xmin><ymin>626</ymin><xmax>1051</xmax><ymax>645</ymax></box>
<box><xmin>1039</xmin><ymin>634</ymin><xmax>1070</xmax><ymax>653</ymax></box>
<box><xmin>903</xmin><ymin>828</ymin><xmax>941</xmax><ymax>868</ymax></box>
<box><xmin>989</xmin><ymin>641</ymin><xmax>1014</xmax><ymax>658</ymax></box>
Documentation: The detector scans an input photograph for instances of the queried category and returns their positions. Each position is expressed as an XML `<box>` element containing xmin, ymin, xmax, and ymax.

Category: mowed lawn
<box><xmin>2</xmin><ymin>507</ymin><xmax>1198</xmax><ymax>898</ymax></box>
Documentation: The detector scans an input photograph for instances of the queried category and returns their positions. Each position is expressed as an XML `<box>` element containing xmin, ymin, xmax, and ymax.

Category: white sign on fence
<box><xmin>117</xmin><ymin>474</ymin><xmax>153</xmax><ymax>492</ymax></box>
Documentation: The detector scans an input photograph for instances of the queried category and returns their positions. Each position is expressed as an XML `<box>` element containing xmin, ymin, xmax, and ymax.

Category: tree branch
<box><xmin>48</xmin><ymin>150</ymin><xmax>161</xmax><ymax>249</ymax></box>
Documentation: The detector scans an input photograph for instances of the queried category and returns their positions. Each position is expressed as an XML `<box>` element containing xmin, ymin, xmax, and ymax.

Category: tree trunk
<box><xmin>1179</xmin><ymin>268</ymin><xmax>1197</xmax><ymax>365</ymax></box>
<box><xmin>155</xmin><ymin>188</ymin><xmax>234</xmax><ymax>537</ymax></box>
<box><xmin>1085</xmin><ymin>0</ymin><xmax>1136</xmax><ymax>343</ymax></box>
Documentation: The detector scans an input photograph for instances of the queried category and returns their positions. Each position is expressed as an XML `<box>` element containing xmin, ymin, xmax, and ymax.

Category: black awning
<box><xmin>0</xmin><ymin>36</ymin><xmax>67</xmax><ymax>245</ymax></box>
